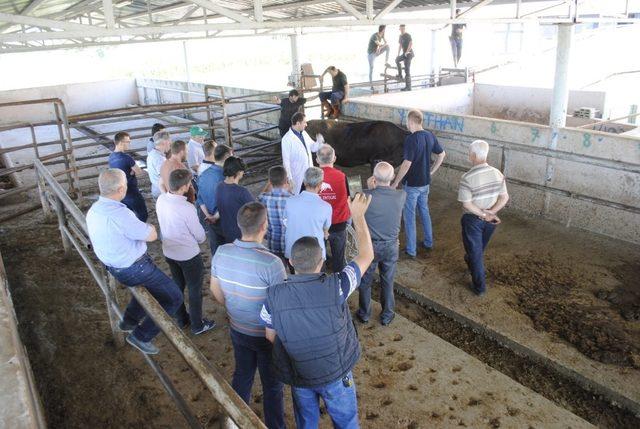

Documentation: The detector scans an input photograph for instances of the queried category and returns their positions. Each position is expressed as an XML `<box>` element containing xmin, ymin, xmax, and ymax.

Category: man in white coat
<box><xmin>281</xmin><ymin>112</ymin><xmax>324</xmax><ymax>194</ymax></box>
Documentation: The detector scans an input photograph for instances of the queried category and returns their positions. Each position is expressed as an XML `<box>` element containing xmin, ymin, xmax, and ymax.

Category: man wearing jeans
<box><xmin>392</xmin><ymin>109</ymin><xmax>446</xmax><ymax>258</ymax></box>
<box><xmin>87</xmin><ymin>169</ymin><xmax>182</xmax><ymax>355</ymax></box>
<box><xmin>319</xmin><ymin>66</ymin><xmax>349</xmax><ymax>119</ymax></box>
<box><xmin>367</xmin><ymin>25</ymin><xmax>390</xmax><ymax>90</ymax></box>
<box><xmin>357</xmin><ymin>162</ymin><xmax>406</xmax><ymax>326</ymax></box>
<box><xmin>458</xmin><ymin>140</ymin><xmax>509</xmax><ymax>295</ymax></box>
<box><xmin>156</xmin><ymin>169</ymin><xmax>216</xmax><ymax>335</ymax></box>
<box><xmin>210</xmin><ymin>202</ymin><xmax>286</xmax><ymax>429</ymax></box>
<box><xmin>260</xmin><ymin>193</ymin><xmax>374</xmax><ymax>429</ymax></box>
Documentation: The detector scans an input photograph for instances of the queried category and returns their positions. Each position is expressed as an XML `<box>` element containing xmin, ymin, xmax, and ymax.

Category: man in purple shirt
<box><xmin>157</xmin><ymin>169</ymin><xmax>215</xmax><ymax>335</ymax></box>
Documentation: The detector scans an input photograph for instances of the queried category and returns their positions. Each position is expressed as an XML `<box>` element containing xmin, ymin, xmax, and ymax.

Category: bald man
<box><xmin>356</xmin><ymin>162</ymin><xmax>407</xmax><ymax>326</ymax></box>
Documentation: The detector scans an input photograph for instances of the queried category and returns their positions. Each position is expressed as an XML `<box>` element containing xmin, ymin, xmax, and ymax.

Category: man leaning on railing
<box><xmin>86</xmin><ymin>169</ymin><xmax>183</xmax><ymax>355</ymax></box>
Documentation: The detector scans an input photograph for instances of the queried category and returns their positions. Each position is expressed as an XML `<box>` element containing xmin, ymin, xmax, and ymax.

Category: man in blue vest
<box><xmin>260</xmin><ymin>193</ymin><xmax>374</xmax><ymax>429</ymax></box>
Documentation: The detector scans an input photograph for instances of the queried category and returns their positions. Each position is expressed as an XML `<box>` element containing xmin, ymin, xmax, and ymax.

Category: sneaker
<box><xmin>355</xmin><ymin>313</ymin><xmax>369</xmax><ymax>324</ymax></box>
<box><xmin>401</xmin><ymin>87</ymin><xmax>411</xmax><ymax>92</ymax></box>
<box><xmin>192</xmin><ymin>319</ymin><xmax>216</xmax><ymax>336</ymax></box>
<box><xmin>469</xmin><ymin>284</ymin><xmax>486</xmax><ymax>297</ymax></box>
<box><xmin>381</xmin><ymin>314</ymin><xmax>396</xmax><ymax>326</ymax></box>
<box><xmin>118</xmin><ymin>319</ymin><xmax>137</xmax><ymax>332</ymax></box>
<box><xmin>126</xmin><ymin>334</ymin><xmax>159</xmax><ymax>355</ymax></box>
<box><xmin>421</xmin><ymin>243</ymin><xmax>433</xmax><ymax>252</ymax></box>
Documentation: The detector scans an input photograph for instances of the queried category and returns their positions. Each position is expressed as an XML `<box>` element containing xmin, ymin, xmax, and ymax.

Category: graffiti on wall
<box><xmin>423</xmin><ymin>112</ymin><xmax>465</xmax><ymax>132</ymax></box>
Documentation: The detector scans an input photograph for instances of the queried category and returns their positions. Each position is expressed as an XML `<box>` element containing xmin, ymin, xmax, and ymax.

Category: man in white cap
<box><xmin>187</xmin><ymin>125</ymin><xmax>208</xmax><ymax>176</ymax></box>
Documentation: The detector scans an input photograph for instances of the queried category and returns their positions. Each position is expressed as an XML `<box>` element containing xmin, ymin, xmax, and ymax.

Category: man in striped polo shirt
<box><xmin>209</xmin><ymin>202</ymin><xmax>286</xmax><ymax>429</ymax></box>
<box><xmin>458</xmin><ymin>140</ymin><xmax>510</xmax><ymax>296</ymax></box>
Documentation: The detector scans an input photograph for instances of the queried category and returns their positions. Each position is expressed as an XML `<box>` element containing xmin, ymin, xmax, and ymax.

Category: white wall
<box><xmin>473</xmin><ymin>84</ymin><xmax>607</xmax><ymax>125</ymax></box>
<box><xmin>354</xmin><ymin>83</ymin><xmax>474</xmax><ymax>116</ymax></box>
<box><xmin>0</xmin><ymin>79</ymin><xmax>138</xmax><ymax>126</ymax></box>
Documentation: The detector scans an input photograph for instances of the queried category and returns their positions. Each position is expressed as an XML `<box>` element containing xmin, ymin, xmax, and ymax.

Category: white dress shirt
<box><xmin>281</xmin><ymin>128</ymin><xmax>323</xmax><ymax>195</ymax></box>
<box><xmin>86</xmin><ymin>197</ymin><xmax>151</xmax><ymax>268</ymax></box>
<box><xmin>146</xmin><ymin>148</ymin><xmax>165</xmax><ymax>198</ymax></box>
<box><xmin>156</xmin><ymin>192</ymin><xmax>206</xmax><ymax>261</ymax></box>
<box><xmin>187</xmin><ymin>139</ymin><xmax>205</xmax><ymax>173</ymax></box>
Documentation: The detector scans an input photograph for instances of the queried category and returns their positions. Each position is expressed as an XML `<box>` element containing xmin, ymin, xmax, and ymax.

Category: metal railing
<box><xmin>33</xmin><ymin>158</ymin><xmax>266</xmax><ymax>429</ymax></box>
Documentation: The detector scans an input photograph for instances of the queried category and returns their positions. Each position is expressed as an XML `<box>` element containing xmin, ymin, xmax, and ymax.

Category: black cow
<box><xmin>305</xmin><ymin>120</ymin><xmax>408</xmax><ymax>167</ymax></box>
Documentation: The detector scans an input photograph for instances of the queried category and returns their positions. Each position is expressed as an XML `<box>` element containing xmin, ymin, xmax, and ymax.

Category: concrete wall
<box><xmin>566</xmin><ymin>116</ymin><xmax>636</xmax><ymax>134</ymax></box>
<box><xmin>343</xmin><ymin>99</ymin><xmax>640</xmax><ymax>244</ymax></box>
<box><xmin>473</xmin><ymin>84</ymin><xmax>607</xmax><ymax>124</ymax></box>
<box><xmin>356</xmin><ymin>83</ymin><xmax>474</xmax><ymax>116</ymax></box>
<box><xmin>0</xmin><ymin>79</ymin><xmax>139</xmax><ymax>127</ymax></box>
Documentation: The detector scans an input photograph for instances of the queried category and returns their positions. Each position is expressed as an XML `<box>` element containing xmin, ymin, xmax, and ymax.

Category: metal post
<box><xmin>220</xmin><ymin>87</ymin><xmax>232</xmax><ymax>146</ymax></box>
<box><xmin>106</xmin><ymin>273</ymin><xmax>125</xmax><ymax>348</ymax></box>
<box><xmin>430</xmin><ymin>29</ymin><xmax>438</xmax><ymax>82</ymax></box>
<box><xmin>545</xmin><ymin>23</ymin><xmax>574</xmax><ymax>215</ymax></box>
<box><xmin>53</xmin><ymin>195</ymin><xmax>71</xmax><ymax>256</ymax></box>
<box><xmin>182</xmin><ymin>40</ymin><xmax>191</xmax><ymax>99</ymax></box>
<box><xmin>34</xmin><ymin>168</ymin><xmax>51</xmax><ymax>218</ymax></box>
<box><xmin>53</xmin><ymin>103</ymin><xmax>76</xmax><ymax>197</ymax></box>
<box><xmin>549</xmin><ymin>24</ymin><xmax>574</xmax><ymax>130</ymax></box>
<box><xmin>289</xmin><ymin>32</ymin><xmax>301</xmax><ymax>87</ymax></box>
<box><xmin>57</xmin><ymin>102</ymin><xmax>83</xmax><ymax>201</ymax></box>
<box><xmin>450</xmin><ymin>0</ymin><xmax>457</xmax><ymax>19</ymax></box>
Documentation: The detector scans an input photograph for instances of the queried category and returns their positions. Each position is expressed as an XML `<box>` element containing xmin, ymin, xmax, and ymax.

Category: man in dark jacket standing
<box><xmin>275</xmin><ymin>89</ymin><xmax>307</xmax><ymax>137</ymax></box>
<box><xmin>260</xmin><ymin>193</ymin><xmax>374</xmax><ymax>429</ymax></box>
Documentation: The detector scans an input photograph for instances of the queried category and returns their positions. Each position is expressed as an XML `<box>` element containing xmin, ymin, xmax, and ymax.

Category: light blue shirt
<box><xmin>284</xmin><ymin>191</ymin><xmax>332</xmax><ymax>259</ymax></box>
<box><xmin>87</xmin><ymin>196</ymin><xmax>152</xmax><ymax>268</ymax></box>
<box><xmin>146</xmin><ymin>148</ymin><xmax>165</xmax><ymax>197</ymax></box>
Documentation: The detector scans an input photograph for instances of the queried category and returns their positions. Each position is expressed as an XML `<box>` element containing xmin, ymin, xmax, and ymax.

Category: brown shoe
<box><xmin>331</xmin><ymin>105</ymin><xmax>341</xmax><ymax>119</ymax></box>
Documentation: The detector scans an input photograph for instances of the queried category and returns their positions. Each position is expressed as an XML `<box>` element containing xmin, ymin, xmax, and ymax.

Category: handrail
<box><xmin>33</xmin><ymin>158</ymin><xmax>266</xmax><ymax>429</ymax></box>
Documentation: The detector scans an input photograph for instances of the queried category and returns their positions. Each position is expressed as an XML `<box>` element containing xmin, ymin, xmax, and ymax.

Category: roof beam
<box><xmin>0</xmin><ymin>12</ymin><xmax>98</xmax><ymax>32</ymax></box>
<box><xmin>102</xmin><ymin>0</ymin><xmax>115</xmax><ymax>28</ymax></box>
<box><xmin>254</xmin><ymin>0</ymin><xmax>263</xmax><ymax>22</ymax></box>
<box><xmin>334</xmin><ymin>0</ymin><xmax>365</xmax><ymax>20</ymax></box>
<box><xmin>188</xmin><ymin>0</ymin><xmax>251</xmax><ymax>23</ymax></box>
<box><xmin>457</xmin><ymin>0</ymin><xmax>496</xmax><ymax>18</ymax></box>
<box><xmin>19</xmin><ymin>0</ymin><xmax>50</xmax><ymax>16</ymax></box>
<box><xmin>374</xmin><ymin>0</ymin><xmax>404</xmax><ymax>20</ymax></box>
<box><xmin>366</xmin><ymin>0</ymin><xmax>373</xmax><ymax>19</ymax></box>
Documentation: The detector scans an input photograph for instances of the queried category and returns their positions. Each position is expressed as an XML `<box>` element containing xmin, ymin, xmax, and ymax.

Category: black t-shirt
<box><xmin>367</xmin><ymin>32</ymin><xmax>380</xmax><ymax>54</ymax></box>
<box><xmin>279</xmin><ymin>97</ymin><xmax>307</xmax><ymax>125</ymax></box>
<box><xmin>402</xmin><ymin>130</ymin><xmax>444</xmax><ymax>187</ymax></box>
<box><xmin>451</xmin><ymin>24</ymin><xmax>466</xmax><ymax>39</ymax></box>
<box><xmin>399</xmin><ymin>33</ymin><xmax>412</xmax><ymax>53</ymax></box>
<box><xmin>332</xmin><ymin>71</ymin><xmax>348</xmax><ymax>92</ymax></box>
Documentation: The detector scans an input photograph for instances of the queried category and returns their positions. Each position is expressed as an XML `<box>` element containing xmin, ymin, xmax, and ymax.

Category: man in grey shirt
<box><xmin>357</xmin><ymin>162</ymin><xmax>407</xmax><ymax>326</ymax></box>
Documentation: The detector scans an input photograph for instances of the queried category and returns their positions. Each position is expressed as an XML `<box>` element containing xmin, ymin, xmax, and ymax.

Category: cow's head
<box><xmin>306</xmin><ymin>120</ymin><xmax>333</xmax><ymax>143</ymax></box>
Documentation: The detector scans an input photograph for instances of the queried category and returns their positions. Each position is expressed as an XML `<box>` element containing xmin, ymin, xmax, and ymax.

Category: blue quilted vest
<box><xmin>267</xmin><ymin>272</ymin><xmax>361</xmax><ymax>388</ymax></box>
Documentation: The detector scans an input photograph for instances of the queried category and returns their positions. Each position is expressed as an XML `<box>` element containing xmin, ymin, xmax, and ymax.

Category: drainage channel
<box><xmin>371</xmin><ymin>282</ymin><xmax>640</xmax><ymax>428</ymax></box>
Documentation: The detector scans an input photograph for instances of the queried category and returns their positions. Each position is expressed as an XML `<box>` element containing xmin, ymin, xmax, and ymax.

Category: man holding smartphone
<box><xmin>458</xmin><ymin>140</ymin><xmax>509</xmax><ymax>296</ymax></box>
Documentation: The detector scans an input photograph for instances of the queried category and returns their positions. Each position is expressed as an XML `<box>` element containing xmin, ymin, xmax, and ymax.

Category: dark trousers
<box><xmin>206</xmin><ymin>221</ymin><xmax>226</xmax><ymax>256</ymax></box>
<box><xmin>279</xmin><ymin>122</ymin><xmax>289</xmax><ymax>137</ymax></box>
<box><xmin>230</xmin><ymin>329</ymin><xmax>285</xmax><ymax>429</ymax></box>
<box><xmin>395</xmin><ymin>52</ymin><xmax>414</xmax><ymax>82</ymax></box>
<box><xmin>450</xmin><ymin>37</ymin><xmax>463</xmax><ymax>65</ymax></box>
<box><xmin>122</xmin><ymin>191</ymin><xmax>148</xmax><ymax>222</ymax></box>
<box><xmin>328</xmin><ymin>229</ymin><xmax>347</xmax><ymax>273</ymax></box>
<box><xmin>357</xmin><ymin>240</ymin><xmax>398</xmax><ymax>323</ymax></box>
<box><xmin>107</xmin><ymin>254</ymin><xmax>183</xmax><ymax>342</ymax></box>
<box><xmin>165</xmin><ymin>254</ymin><xmax>204</xmax><ymax>333</ymax></box>
<box><xmin>461</xmin><ymin>214</ymin><xmax>497</xmax><ymax>293</ymax></box>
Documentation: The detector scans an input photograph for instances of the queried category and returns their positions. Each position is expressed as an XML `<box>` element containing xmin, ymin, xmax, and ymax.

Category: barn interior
<box><xmin>1</xmin><ymin>1</ymin><xmax>639</xmax><ymax>429</ymax></box>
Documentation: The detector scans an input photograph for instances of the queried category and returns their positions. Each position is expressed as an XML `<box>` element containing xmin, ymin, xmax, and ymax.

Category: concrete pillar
<box><xmin>549</xmin><ymin>24</ymin><xmax>574</xmax><ymax>130</ymax></box>
<box><xmin>289</xmin><ymin>33</ymin><xmax>301</xmax><ymax>87</ymax></box>
<box><xmin>182</xmin><ymin>41</ymin><xmax>191</xmax><ymax>103</ymax></box>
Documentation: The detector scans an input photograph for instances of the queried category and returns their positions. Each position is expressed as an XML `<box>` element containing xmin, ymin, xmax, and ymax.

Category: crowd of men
<box><xmin>87</xmin><ymin>104</ymin><xmax>508</xmax><ymax>428</ymax></box>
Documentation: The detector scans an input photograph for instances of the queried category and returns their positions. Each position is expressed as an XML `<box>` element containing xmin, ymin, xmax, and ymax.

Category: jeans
<box><xmin>292</xmin><ymin>371</ymin><xmax>358</xmax><ymax>429</ymax></box>
<box><xmin>450</xmin><ymin>37</ymin><xmax>463</xmax><ymax>65</ymax></box>
<box><xmin>403</xmin><ymin>185</ymin><xmax>433</xmax><ymax>256</ymax></box>
<box><xmin>165</xmin><ymin>254</ymin><xmax>205</xmax><ymax>332</ymax></box>
<box><xmin>106</xmin><ymin>254</ymin><xmax>183</xmax><ymax>342</ymax></box>
<box><xmin>357</xmin><ymin>240</ymin><xmax>398</xmax><ymax>323</ymax></box>
<box><xmin>461</xmin><ymin>214</ymin><xmax>497</xmax><ymax>293</ymax></box>
<box><xmin>206</xmin><ymin>221</ymin><xmax>226</xmax><ymax>256</ymax></box>
<box><xmin>319</xmin><ymin>91</ymin><xmax>345</xmax><ymax>106</ymax></box>
<box><xmin>122</xmin><ymin>191</ymin><xmax>148</xmax><ymax>222</ymax></box>
<box><xmin>395</xmin><ymin>52</ymin><xmax>414</xmax><ymax>88</ymax></box>
<box><xmin>328</xmin><ymin>229</ymin><xmax>347</xmax><ymax>273</ymax></box>
<box><xmin>367</xmin><ymin>45</ymin><xmax>390</xmax><ymax>84</ymax></box>
<box><xmin>229</xmin><ymin>329</ymin><xmax>285</xmax><ymax>429</ymax></box>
